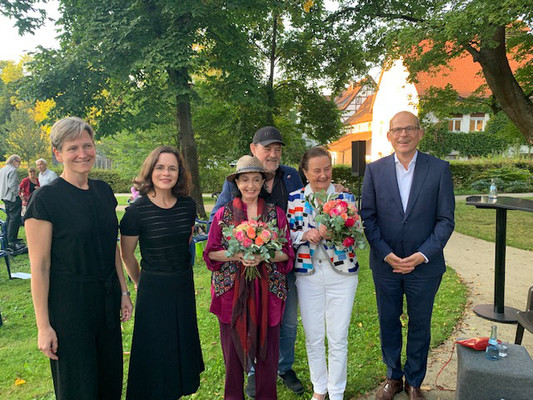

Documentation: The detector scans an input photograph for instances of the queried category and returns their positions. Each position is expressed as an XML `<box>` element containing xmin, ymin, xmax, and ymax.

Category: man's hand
<box><xmin>401</xmin><ymin>253</ymin><xmax>425</xmax><ymax>269</ymax></box>
<box><xmin>385</xmin><ymin>252</ymin><xmax>415</xmax><ymax>274</ymax></box>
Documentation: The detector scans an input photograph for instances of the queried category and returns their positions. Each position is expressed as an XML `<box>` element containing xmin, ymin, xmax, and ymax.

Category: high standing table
<box><xmin>466</xmin><ymin>195</ymin><xmax>533</xmax><ymax>323</ymax></box>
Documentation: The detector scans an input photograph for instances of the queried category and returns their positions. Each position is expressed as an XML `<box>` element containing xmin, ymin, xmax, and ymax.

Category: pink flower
<box><xmin>260</xmin><ymin>229</ymin><xmax>272</xmax><ymax>242</ymax></box>
<box><xmin>342</xmin><ymin>237</ymin><xmax>355</xmax><ymax>247</ymax></box>
<box><xmin>242</xmin><ymin>238</ymin><xmax>253</xmax><ymax>248</ymax></box>
<box><xmin>330</xmin><ymin>208</ymin><xmax>340</xmax><ymax>216</ymax></box>
<box><xmin>344</xmin><ymin>218</ymin><xmax>355</xmax><ymax>227</ymax></box>
<box><xmin>235</xmin><ymin>230</ymin><xmax>246</xmax><ymax>242</ymax></box>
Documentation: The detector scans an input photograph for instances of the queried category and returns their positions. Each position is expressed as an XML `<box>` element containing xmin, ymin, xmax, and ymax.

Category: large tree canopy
<box><xmin>23</xmin><ymin>0</ymin><xmax>369</xmax><ymax>216</ymax></box>
<box><xmin>334</xmin><ymin>0</ymin><xmax>533</xmax><ymax>143</ymax></box>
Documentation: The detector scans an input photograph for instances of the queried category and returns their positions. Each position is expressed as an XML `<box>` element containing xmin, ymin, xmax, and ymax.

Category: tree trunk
<box><xmin>465</xmin><ymin>26</ymin><xmax>533</xmax><ymax>144</ymax></box>
<box><xmin>265</xmin><ymin>13</ymin><xmax>278</xmax><ymax>126</ymax></box>
<box><xmin>167</xmin><ymin>68</ymin><xmax>207</xmax><ymax>218</ymax></box>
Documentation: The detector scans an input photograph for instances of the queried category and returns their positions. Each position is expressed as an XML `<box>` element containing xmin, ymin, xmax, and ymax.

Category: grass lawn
<box><xmin>454</xmin><ymin>197</ymin><xmax>533</xmax><ymax>251</ymax></box>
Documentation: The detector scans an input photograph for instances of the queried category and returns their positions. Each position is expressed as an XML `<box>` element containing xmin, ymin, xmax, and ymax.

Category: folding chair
<box><xmin>515</xmin><ymin>285</ymin><xmax>533</xmax><ymax>345</ymax></box>
<box><xmin>190</xmin><ymin>219</ymin><xmax>209</xmax><ymax>266</ymax></box>
<box><xmin>0</xmin><ymin>220</ymin><xmax>12</xmax><ymax>279</ymax></box>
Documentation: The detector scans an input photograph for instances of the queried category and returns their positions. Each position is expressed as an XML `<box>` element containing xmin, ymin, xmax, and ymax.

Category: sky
<box><xmin>0</xmin><ymin>0</ymin><xmax>60</xmax><ymax>62</ymax></box>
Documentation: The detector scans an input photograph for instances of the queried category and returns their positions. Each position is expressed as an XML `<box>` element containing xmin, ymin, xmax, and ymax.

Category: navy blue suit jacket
<box><xmin>361</xmin><ymin>152</ymin><xmax>455</xmax><ymax>278</ymax></box>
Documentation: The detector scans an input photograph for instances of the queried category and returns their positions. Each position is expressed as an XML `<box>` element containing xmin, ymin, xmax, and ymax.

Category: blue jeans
<box><xmin>250</xmin><ymin>271</ymin><xmax>298</xmax><ymax>376</ymax></box>
<box><xmin>278</xmin><ymin>270</ymin><xmax>298</xmax><ymax>374</ymax></box>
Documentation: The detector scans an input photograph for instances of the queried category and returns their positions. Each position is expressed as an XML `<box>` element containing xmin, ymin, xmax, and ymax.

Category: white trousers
<box><xmin>295</xmin><ymin>260</ymin><xmax>358</xmax><ymax>400</ymax></box>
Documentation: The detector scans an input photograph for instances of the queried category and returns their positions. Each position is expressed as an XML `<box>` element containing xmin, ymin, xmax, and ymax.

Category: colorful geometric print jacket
<box><xmin>287</xmin><ymin>184</ymin><xmax>359</xmax><ymax>276</ymax></box>
<box><xmin>211</xmin><ymin>201</ymin><xmax>288</xmax><ymax>301</ymax></box>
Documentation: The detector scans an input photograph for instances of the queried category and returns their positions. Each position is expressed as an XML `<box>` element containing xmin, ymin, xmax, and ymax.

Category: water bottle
<box><xmin>486</xmin><ymin>325</ymin><xmax>499</xmax><ymax>360</ymax></box>
<box><xmin>488</xmin><ymin>179</ymin><xmax>498</xmax><ymax>200</ymax></box>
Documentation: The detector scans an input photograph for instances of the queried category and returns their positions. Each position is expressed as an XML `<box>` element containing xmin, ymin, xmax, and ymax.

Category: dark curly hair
<box><xmin>133</xmin><ymin>146</ymin><xmax>192</xmax><ymax>197</ymax></box>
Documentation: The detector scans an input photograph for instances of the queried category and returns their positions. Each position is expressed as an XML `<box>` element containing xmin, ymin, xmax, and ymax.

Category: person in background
<box><xmin>210</xmin><ymin>126</ymin><xmax>304</xmax><ymax>398</ymax></box>
<box><xmin>36</xmin><ymin>158</ymin><xmax>58</xmax><ymax>187</ymax></box>
<box><xmin>25</xmin><ymin>117</ymin><xmax>133</xmax><ymax>400</ymax></box>
<box><xmin>120</xmin><ymin>146</ymin><xmax>204</xmax><ymax>400</ymax></box>
<box><xmin>205</xmin><ymin>155</ymin><xmax>294</xmax><ymax>399</ymax></box>
<box><xmin>361</xmin><ymin>111</ymin><xmax>455</xmax><ymax>400</ymax></box>
<box><xmin>20</xmin><ymin>166</ymin><xmax>40</xmax><ymax>214</ymax></box>
<box><xmin>0</xmin><ymin>154</ymin><xmax>25</xmax><ymax>251</ymax></box>
<box><xmin>287</xmin><ymin>147</ymin><xmax>359</xmax><ymax>400</ymax></box>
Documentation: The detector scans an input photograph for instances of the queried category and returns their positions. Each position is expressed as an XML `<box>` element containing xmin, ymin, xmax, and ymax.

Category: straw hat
<box><xmin>226</xmin><ymin>155</ymin><xmax>274</xmax><ymax>182</ymax></box>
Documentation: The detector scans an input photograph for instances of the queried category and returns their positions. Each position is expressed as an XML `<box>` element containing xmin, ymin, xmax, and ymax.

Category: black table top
<box><xmin>466</xmin><ymin>195</ymin><xmax>533</xmax><ymax>212</ymax></box>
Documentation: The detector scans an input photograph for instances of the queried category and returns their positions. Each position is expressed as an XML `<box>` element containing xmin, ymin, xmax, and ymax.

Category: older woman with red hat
<box><xmin>204</xmin><ymin>155</ymin><xmax>294</xmax><ymax>400</ymax></box>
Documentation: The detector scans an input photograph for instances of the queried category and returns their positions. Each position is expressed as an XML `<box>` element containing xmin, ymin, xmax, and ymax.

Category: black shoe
<box><xmin>245</xmin><ymin>373</ymin><xmax>255</xmax><ymax>399</ymax></box>
<box><xmin>279</xmin><ymin>369</ymin><xmax>304</xmax><ymax>395</ymax></box>
<box><xmin>7</xmin><ymin>242</ymin><xmax>27</xmax><ymax>255</ymax></box>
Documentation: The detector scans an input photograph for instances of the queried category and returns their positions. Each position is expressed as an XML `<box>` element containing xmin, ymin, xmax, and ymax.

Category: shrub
<box><xmin>419</xmin><ymin>124</ymin><xmax>509</xmax><ymax>158</ymax></box>
<box><xmin>332</xmin><ymin>164</ymin><xmax>362</xmax><ymax>194</ymax></box>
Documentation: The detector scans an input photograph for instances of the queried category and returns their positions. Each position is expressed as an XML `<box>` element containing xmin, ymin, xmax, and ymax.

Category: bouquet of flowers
<box><xmin>307</xmin><ymin>190</ymin><xmax>365</xmax><ymax>251</ymax></box>
<box><xmin>222</xmin><ymin>219</ymin><xmax>287</xmax><ymax>280</ymax></box>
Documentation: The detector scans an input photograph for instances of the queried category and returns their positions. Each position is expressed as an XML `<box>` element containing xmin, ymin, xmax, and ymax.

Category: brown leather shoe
<box><xmin>405</xmin><ymin>382</ymin><xmax>426</xmax><ymax>400</ymax></box>
<box><xmin>375</xmin><ymin>378</ymin><xmax>403</xmax><ymax>400</ymax></box>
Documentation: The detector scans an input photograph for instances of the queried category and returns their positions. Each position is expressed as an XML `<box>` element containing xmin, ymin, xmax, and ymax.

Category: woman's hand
<box><xmin>38</xmin><ymin>325</ymin><xmax>59</xmax><ymax>360</ymax></box>
<box><xmin>121</xmin><ymin>295</ymin><xmax>134</xmax><ymax>322</ymax></box>
<box><xmin>318</xmin><ymin>224</ymin><xmax>331</xmax><ymax>240</ymax></box>
<box><xmin>303</xmin><ymin>228</ymin><xmax>322</xmax><ymax>245</ymax></box>
<box><xmin>234</xmin><ymin>253</ymin><xmax>263</xmax><ymax>266</ymax></box>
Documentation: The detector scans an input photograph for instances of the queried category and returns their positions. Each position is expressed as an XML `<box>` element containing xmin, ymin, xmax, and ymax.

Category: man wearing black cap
<box><xmin>210</xmin><ymin>126</ymin><xmax>304</xmax><ymax>398</ymax></box>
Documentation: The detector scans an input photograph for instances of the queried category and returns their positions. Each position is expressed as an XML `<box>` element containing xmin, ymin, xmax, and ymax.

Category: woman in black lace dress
<box><xmin>120</xmin><ymin>146</ymin><xmax>204</xmax><ymax>400</ymax></box>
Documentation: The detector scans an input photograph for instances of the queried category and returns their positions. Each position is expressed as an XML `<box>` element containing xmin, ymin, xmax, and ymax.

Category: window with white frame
<box><xmin>448</xmin><ymin>118</ymin><xmax>462</xmax><ymax>132</ymax></box>
<box><xmin>469</xmin><ymin>113</ymin><xmax>486</xmax><ymax>132</ymax></box>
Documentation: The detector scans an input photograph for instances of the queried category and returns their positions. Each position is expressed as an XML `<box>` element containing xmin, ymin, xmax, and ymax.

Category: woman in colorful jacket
<box><xmin>204</xmin><ymin>155</ymin><xmax>294</xmax><ymax>400</ymax></box>
<box><xmin>287</xmin><ymin>146</ymin><xmax>360</xmax><ymax>400</ymax></box>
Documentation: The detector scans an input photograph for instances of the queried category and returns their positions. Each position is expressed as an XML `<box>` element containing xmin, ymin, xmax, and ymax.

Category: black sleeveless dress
<box><xmin>120</xmin><ymin>195</ymin><xmax>204</xmax><ymax>400</ymax></box>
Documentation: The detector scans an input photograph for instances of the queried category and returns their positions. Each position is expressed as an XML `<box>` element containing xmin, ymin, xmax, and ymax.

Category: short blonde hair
<box><xmin>36</xmin><ymin>158</ymin><xmax>48</xmax><ymax>166</ymax></box>
<box><xmin>28</xmin><ymin>167</ymin><xmax>36</xmax><ymax>173</ymax></box>
<box><xmin>50</xmin><ymin>117</ymin><xmax>95</xmax><ymax>151</ymax></box>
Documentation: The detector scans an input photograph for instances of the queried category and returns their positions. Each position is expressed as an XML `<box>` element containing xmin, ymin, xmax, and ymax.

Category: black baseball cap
<box><xmin>252</xmin><ymin>126</ymin><xmax>285</xmax><ymax>146</ymax></box>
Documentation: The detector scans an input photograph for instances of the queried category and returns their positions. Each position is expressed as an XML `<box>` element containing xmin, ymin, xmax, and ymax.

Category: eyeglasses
<box><xmin>390</xmin><ymin>126</ymin><xmax>420</xmax><ymax>135</ymax></box>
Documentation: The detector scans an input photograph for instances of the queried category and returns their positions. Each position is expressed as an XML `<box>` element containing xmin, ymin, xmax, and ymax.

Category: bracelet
<box><xmin>121</xmin><ymin>291</ymin><xmax>131</xmax><ymax>296</ymax></box>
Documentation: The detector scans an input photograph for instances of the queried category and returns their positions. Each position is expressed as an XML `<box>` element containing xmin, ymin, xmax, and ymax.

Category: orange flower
<box><xmin>255</xmin><ymin>236</ymin><xmax>265</xmax><ymax>246</ymax></box>
<box><xmin>246</xmin><ymin>226</ymin><xmax>256</xmax><ymax>239</ymax></box>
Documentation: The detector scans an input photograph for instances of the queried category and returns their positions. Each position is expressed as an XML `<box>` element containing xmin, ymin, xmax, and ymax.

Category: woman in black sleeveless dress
<box><xmin>120</xmin><ymin>146</ymin><xmax>204</xmax><ymax>400</ymax></box>
<box><xmin>26</xmin><ymin>117</ymin><xmax>133</xmax><ymax>400</ymax></box>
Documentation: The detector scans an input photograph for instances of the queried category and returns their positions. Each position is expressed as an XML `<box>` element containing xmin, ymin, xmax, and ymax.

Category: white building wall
<box><xmin>371</xmin><ymin>59</ymin><xmax>420</xmax><ymax>160</ymax></box>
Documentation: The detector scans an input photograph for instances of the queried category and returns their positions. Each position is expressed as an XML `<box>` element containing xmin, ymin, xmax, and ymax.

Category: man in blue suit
<box><xmin>361</xmin><ymin>111</ymin><xmax>455</xmax><ymax>400</ymax></box>
<box><xmin>210</xmin><ymin>126</ymin><xmax>304</xmax><ymax>398</ymax></box>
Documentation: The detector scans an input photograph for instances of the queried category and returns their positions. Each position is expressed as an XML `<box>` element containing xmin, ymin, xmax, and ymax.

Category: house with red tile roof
<box><xmin>333</xmin><ymin>77</ymin><xmax>376</xmax><ymax>124</ymax></box>
<box><xmin>327</xmin><ymin>51</ymin><xmax>525</xmax><ymax>164</ymax></box>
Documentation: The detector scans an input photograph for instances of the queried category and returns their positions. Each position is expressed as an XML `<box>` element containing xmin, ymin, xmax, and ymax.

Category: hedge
<box><xmin>16</xmin><ymin>168</ymin><xmax>132</xmax><ymax>193</ymax></box>
<box><xmin>419</xmin><ymin>129</ymin><xmax>509</xmax><ymax>158</ymax></box>
<box><xmin>332</xmin><ymin>159</ymin><xmax>533</xmax><ymax>194</ymax></box>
